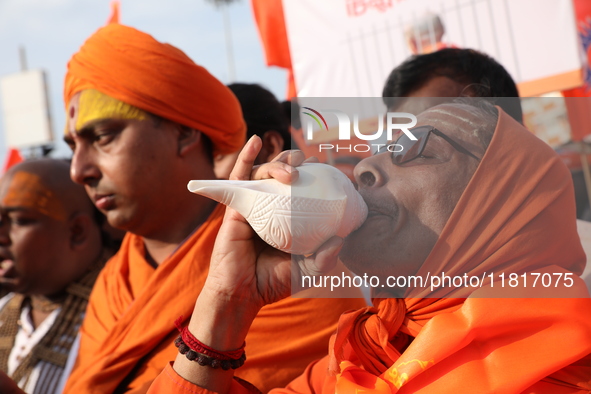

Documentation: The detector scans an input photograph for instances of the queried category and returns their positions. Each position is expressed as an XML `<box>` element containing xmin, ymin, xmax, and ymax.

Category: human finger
<box><xmin>229</xmin><ymin>136</ymin><xmax>263</xmax><ymax>181</ymax></box>
<box><xmin>250</xmin><ymin>161</ymin><xmax>299</xmax><ymax>184</ymax></box>
<box><xmin>300</xmin><ymin>236</ymin><xmax>343</xmax><ymax>277</ymax></box>
<box><xmin>270</xmin><ymin>150</ymin><xmax>306</xmax><ymax>167</ymax></box>
<box><xmin>250</xmin><ymin>150</ymin><xmax>307</xmax><ymax>184</ymax></box>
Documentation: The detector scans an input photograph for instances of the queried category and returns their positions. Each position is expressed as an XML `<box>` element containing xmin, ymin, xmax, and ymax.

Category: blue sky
<box><xmin>0</xmin><ymin>0</ymin><xmax>288</xmax><ymax>162</ymax></box>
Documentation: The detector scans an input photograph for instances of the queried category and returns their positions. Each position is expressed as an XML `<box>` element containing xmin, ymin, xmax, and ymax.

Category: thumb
<box><xmin>302</xmin><ymin>236</ymin><xmax>344</xmax><ymax>276</ymax></box>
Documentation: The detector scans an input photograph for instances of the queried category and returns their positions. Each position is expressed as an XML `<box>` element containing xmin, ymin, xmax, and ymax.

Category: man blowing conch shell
<box><xmin>148</xmin><ymin>100</ymin><xmax>591</xmax><ymax>393</ymax></box>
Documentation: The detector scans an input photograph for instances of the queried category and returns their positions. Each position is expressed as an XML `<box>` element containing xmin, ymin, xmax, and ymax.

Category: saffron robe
<box><xmin>147</xmin><ymin>109</ymin><xmax>591</xmax><ymax>393</ymax></box>
<box><xmin>64</xmin><ymin>205</ymin><xmax>366</xmax><ymax>393</ymax></box>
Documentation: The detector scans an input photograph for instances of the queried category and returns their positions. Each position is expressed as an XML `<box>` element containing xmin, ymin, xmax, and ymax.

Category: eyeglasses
<box><xmin>376</xmin><ymin>125</ymin><xmax>481</xmax><ymax>165</ymax></box>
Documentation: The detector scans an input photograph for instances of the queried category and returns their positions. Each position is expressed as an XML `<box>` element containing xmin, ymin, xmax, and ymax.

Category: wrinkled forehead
<box><xmin>0</xmin><ymin>171</ymin><xmax>66</xmax><ymax>221</ymax></box>
<box><xmin>65</xmin><ymin>89</ymin><xmax>149</xmax><ymax>134</ymax></box>
<box><xmin>416</xmin><ymin>103</ymin><xmax>490</xmax><ymax>139</ymax></box>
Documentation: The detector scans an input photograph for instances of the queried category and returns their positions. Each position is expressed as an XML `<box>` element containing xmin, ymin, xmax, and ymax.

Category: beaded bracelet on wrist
<box><xmin>174</xmin><ymin>336</ymin><xmax>246</xmax><ymax>370</ymax></box>
<box><xmin>174</xmin><ymin>316</ymin><xmax>246</xmax><ymax>370</ymax></box>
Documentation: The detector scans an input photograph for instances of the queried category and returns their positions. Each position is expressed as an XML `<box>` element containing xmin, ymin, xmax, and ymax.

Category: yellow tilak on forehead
<box><xmin>71</xmin><ymin>89</ymin><xmax>149</xmax><ymax>132</ymax></box>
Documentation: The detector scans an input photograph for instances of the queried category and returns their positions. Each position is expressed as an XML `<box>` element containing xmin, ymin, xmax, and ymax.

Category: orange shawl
<box><xmin>64</xmin><ymin>24</ymin><xmax>245</xmax><ymax>155</ymax></box>
<box><xmin>148</xmin><ymin>109</ymin><xmax>591</xmax><ymax>393</ymax></box>
<box><xmin>64</xmin><ymin>205</ymin><xmax>366</xmax><ymax>393</ymax></box>
<box><xmin>321</xmin><ymin>108</ymin><xmax>591</xmax><ymax>392</ymax></box>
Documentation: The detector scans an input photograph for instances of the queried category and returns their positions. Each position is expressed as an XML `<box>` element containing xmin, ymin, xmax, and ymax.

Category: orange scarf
<box><xmin>64</xmin><ymin>204</ymin><xmax>367</xmax><ymax>393</ymax></box>
<box><xmin>64</xmin><ymin>24</ymin><xmax>245</xmax><ymax>155</ymax></box>
<box><xmin>63</xmin><ymin>206</ymin><xmax>224</xmax><ymax>393</ymax></box>
<box><xmin>327</xmin><ymin>109</ymin><xmax>591</xmax><ymax>392</ymax></box>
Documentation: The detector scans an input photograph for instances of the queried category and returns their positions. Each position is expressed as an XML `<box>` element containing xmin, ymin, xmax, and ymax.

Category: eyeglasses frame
<box><xmin>383</xmin><ymin>125</ymin><xmax>481</xmax><ymax>165</ymax></box>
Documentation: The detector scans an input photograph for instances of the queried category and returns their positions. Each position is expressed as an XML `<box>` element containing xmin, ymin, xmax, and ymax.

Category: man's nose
<box><xmin>70</xmin><ymin>146</ymin><xmax>100</xmax><ymax>185</ymax></box>
<box><xmin>353</xmin><ymin>153</ymin><xmax>389</xmax><ymax>189</ymax></box>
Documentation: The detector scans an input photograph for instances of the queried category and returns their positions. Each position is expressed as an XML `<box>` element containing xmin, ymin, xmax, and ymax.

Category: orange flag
<box><xmin>2</xmin><ymin>148</ymin><xmax>23</xmax><ymax>174</ymax></box>
<box><xmin>562</xmin><ymin>0</ymin><xmax>591</xmax><ymax>98</ymax></box>
<box><xmin>106</xmin><ymin>0</ymin><xmax>120</xmax><ymax>24</ymax></box>
<box><xmin>251</xmin><ymin>0</ymin><xmax>296</xmax><ymax>98</ymax></box>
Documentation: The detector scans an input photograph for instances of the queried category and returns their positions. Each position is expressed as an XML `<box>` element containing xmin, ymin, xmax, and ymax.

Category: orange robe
<box><xmin>151</xmin><ymin>296</ymin><xmax>591</xmax><ymax>393</ymax></box>
<box><xmin>63</xmin><ymin>205</ymin><xmax>366</xmax><ymax>393</ymax></box>
<box><xmin>147</xmin><ymin>109</ymin><xmax>591</xmax><ymax>392</ymax></box>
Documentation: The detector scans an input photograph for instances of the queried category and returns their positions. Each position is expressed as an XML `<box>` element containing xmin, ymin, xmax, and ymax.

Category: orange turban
<box><xmin>64</xmin><ymin>24</ymin><xmax>245</xmax><ymax>155</ymax></box>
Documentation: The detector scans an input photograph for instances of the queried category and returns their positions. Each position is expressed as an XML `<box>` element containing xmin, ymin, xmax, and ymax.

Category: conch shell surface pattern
<box><xmin>187</xmin><ymin>163</ymin><xmax>368</xmax><ymax>255</ymax></box>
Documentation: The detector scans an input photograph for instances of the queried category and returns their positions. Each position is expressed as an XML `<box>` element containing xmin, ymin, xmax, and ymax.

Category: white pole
<box><xmin>222</xmin><ymin>4</ymin><xmax>236</xmax><ymax>82</ymax></box>
<box><xmin>19</xmin><ymin>46</ymin><xmax>27</xmax><ymax>71</ymax></box>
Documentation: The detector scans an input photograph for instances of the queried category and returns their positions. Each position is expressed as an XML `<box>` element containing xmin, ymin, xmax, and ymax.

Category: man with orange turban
<box><xmin>61</xmin><ymin>24</ymin><xmax>365</xmax><ymax>394</ymax></box>
<box><xmin>148</xmin><ymin>99</ymin><xmax>591</xmax><ymax>393</ymax></box>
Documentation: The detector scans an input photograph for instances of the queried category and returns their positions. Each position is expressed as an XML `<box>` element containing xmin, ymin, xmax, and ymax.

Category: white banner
<box><xmin>283</xmin><ymin>0</ymin><xmax>582</xmax><ymax>97</ymax></box>
<box><xmin>0</xmin><ymin>70</ymin><xmax>53</xmax><ymax>149</ymax></box>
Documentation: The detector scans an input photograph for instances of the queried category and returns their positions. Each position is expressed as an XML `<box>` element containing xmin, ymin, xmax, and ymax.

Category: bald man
<box><xmin>0</xmin><ymin>158</ymin><xmax>111</xmax><ymax>394</ymax></box>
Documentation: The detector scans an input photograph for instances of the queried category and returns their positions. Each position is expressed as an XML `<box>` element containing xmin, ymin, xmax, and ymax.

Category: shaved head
<box><xmin>0</xmin><ymin>158</ymin><xmax>104</xmax><ymax>296</ymax></box>
<box><xmin>1</xmin><ymin>159</ymin><xmax>96</xmax><ymax>219</ymax></box>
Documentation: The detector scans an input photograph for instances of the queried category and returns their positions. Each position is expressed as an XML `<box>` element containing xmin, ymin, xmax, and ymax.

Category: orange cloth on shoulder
<box><xmin>64</xmin><ymin>24</ymin><xmax>245</xmax><ymax>155</ymax></box>
<box><xmin>313</xmin><ymin>108</ymin><xmax>591</xmax><ymax>393</ymax></box>
<box><xmin>315</xmin><ymin>108</ymin><xmax>591</xmax><ymax>393</ymax></box>
<box><xmin>148</xmin><ymin>109</ymin><xmax>591</xmax><ymax>393</ymax></box>
<box><xmin>63</xmin><ymin>204</ymin><xmax>366</xmax><ymax>393</ymax></box>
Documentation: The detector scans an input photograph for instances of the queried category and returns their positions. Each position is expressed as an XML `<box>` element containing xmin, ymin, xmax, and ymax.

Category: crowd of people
<box><xmin>0</xmin><ymin>18</ymin><xmax>590</xmax><ymax>394</ymax></box>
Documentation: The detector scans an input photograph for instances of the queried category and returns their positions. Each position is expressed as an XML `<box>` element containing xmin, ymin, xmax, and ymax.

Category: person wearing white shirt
<box><xmin>0</xmin><ymin>158</ymin><xmax>111</xmax><ymax>394</ymax></box>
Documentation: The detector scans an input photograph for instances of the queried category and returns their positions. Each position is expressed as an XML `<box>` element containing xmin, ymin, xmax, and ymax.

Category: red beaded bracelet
<box><xmin>174</xmin><ymin>316</ymin><xmax>246</xmax><ymax>370</ymax></box>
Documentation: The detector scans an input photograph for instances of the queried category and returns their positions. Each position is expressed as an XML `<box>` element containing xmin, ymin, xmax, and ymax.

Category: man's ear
<box><xmin>69</xmin><ymin>212</ymin><xmax>95</xmax><ymax>250</ymax></box>
<box><xmin>176</xmin><ymin>125</ymin><xmax>202</xmax><ymax>157</ymax></box>
<box><xmin>407</xmin><ymin>38</ymin><xmax>418</xmax><ymax>55</ymax></box>
<box><xmin>261</xmin><ymin>131</ymin><xmax>285</xmax><ymax>162</ymax></box>
<box><xmin>213</xmin><ymin>151</ymin><xmax>240</xmax><ymax>179</ymax></box>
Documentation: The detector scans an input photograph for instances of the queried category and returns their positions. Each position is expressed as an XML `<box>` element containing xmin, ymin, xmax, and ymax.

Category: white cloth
<box><xmin>55</xmin><ymin>332</ymin><xmax>80</xmax><ymax>394</ymax></box>
<box><xmin>0</xmin><ymin>293</ymin><xmax>79</xmax><ymax>394</ymax></box>
<box><xmin>8</xmin><ymin>296</ymin><xmax>60</xmax><ymax>376</ymax></box>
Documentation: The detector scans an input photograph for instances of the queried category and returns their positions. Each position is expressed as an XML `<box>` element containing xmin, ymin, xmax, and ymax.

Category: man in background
<box><xmin>382</xmin><ymin>47</ymin><xmax>523</xmax><ymax>122</ymax></box>
<box><xmin>0</xmin><ymin>159</ymin><xmax>110</xmax><ymax>393</ymax></box>
<box><xmin>214</xmin><ymin>83</ymin><xmax>294</xmax><ymax>179</ymax></box>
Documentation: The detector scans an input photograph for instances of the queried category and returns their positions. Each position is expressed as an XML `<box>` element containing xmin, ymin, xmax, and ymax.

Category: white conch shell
<box><xmin>187</xmin><ymin>163</ymin><xmax>368</xmax><ymax>255</ymax></box>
